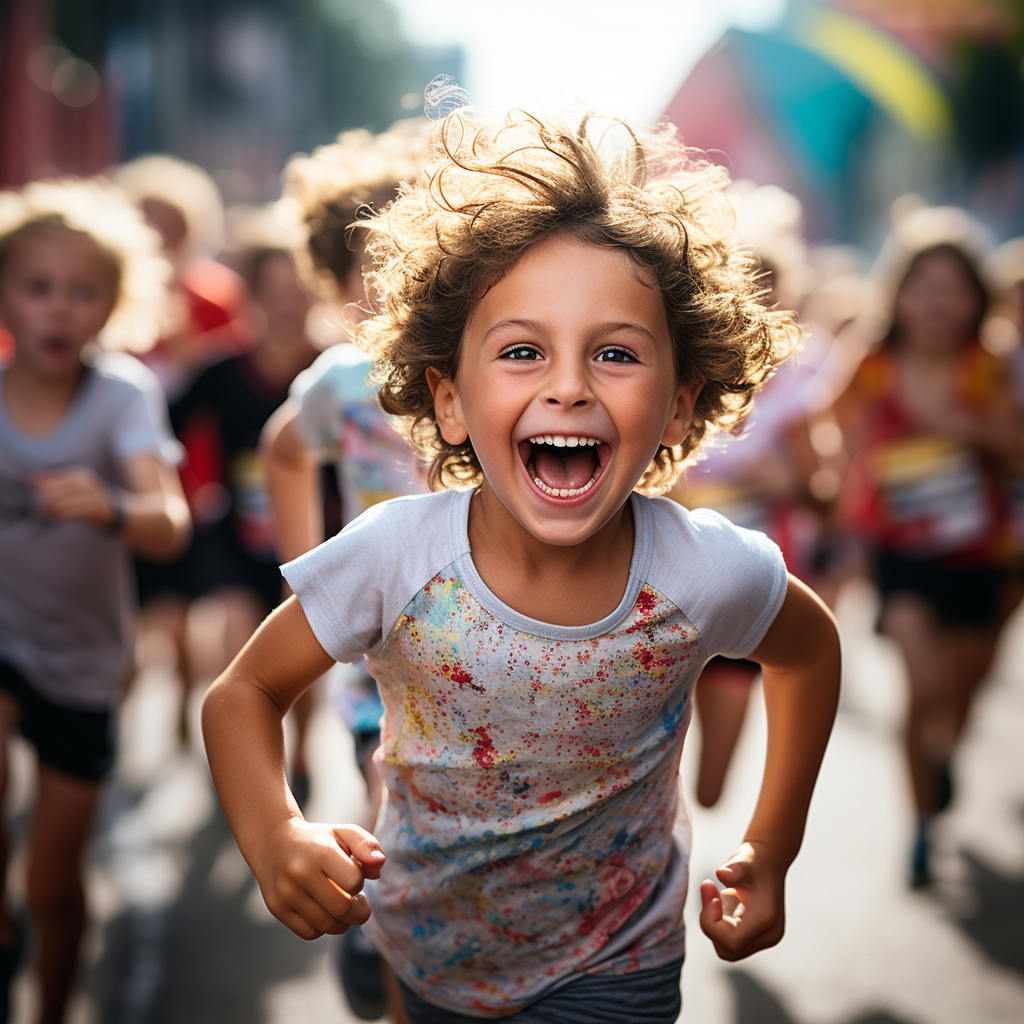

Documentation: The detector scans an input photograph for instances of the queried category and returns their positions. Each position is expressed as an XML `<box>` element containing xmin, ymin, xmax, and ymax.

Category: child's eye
<box><xmin>499</xmin><ymin>345</ymin><xmax>541</xmax><ymax>361</ymax></box>
<box><xmin>71</xmin><ymin>284</ymin><xmax>98</xmax><ymax>302</ymax></box>
<box><xmin>595</xmin><ymin>347</ymin><xmax>638</xmax><ymax>364</ymax></box>
<box><xmin>23</xmin><ymin>278</ymin><xmax>50</xmax><ymax>298</ymax></box>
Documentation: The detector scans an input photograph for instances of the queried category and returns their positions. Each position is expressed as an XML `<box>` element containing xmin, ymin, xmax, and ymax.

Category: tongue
<box><xmin>532</xmin><ymin>447</ymin><xmax>597</xmax><ymax>490</ymax></box>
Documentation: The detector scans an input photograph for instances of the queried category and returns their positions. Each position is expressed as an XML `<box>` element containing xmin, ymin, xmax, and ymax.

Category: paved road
<box><xmin>7</xmin><ymin>577</ymin><xmax>1024</xmax><ymax>1023</ymax></box>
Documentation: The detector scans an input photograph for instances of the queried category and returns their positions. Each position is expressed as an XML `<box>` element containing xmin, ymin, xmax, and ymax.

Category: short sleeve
<box><xmin>282</xmin><ymin>491</ymin><xmax>458</xmax><ymax>664</ymax></box>
<box><xmin>98</xmin><ymin>352</ymin><xmax>183</xmax><ymax>466</ymax></box>
<box><xmin>646</xmin><ymin>498</ymin><xmax>789</xmax><ymax>661</ymax></box>
<box><xmin>290</xmin><ymin>344</ymin><xmax>375</xmax><ymax>461</ymax></box>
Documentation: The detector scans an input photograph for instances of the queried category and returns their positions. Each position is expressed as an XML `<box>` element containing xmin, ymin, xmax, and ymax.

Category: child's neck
<box><xmin>467</xmin><ymin>488</ymin><xmax>636</xmax><ymax>627</ymax></box>
<box><xmin>2</xmin><ymin>358</ymin><xmax>87</xmax><ymax>437</ymax></box>
<box><xmin>895</xmin><ymin>328</ymin><xmax>968</xmax><ymax>360</ymax></box>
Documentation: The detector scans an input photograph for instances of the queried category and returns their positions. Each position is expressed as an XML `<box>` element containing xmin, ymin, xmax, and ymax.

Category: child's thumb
<box><xmin>716</xmin><ymin>858</ymin><xmax>748</xmax><ymax>888</ymax></box>
<box><xmin>337</xmin><ymin>825</ymin><xmax>386</xmax><ymax>873</ymax></box>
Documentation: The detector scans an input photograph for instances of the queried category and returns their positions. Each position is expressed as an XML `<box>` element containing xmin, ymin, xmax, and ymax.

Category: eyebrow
<box><xmin>482</xmin><ymin>318</ymin><xmax>659</xmax><ymax>343</ymax></box>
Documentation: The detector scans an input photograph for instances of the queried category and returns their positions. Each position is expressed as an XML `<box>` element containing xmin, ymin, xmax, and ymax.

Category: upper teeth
<box><xmin>527</xmin><ymin>435</ymin><xmax>600</xmax><ymax>447</ymax></box>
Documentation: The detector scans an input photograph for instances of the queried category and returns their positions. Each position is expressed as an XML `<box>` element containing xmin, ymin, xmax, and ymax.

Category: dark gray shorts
<box><xmin>0</xmin><ymin>659</ymin><xmax>115</xmax><ymax>781</ymax></box>
<box><xmin>398</xmin><ymin>959</ymin><xmax>683</xmax><ymax>1023</ymax></box>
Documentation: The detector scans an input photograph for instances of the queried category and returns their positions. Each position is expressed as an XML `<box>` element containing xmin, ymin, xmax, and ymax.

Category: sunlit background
<box><xmin>3</xmin><ymin>0</ymin><xmax>1024</xmax><ymax>250</ymax></box>
<box><xmin>3</xmin><ymin>3</ymin><xmax>1024</xmax><ymax>1024</ymax></box>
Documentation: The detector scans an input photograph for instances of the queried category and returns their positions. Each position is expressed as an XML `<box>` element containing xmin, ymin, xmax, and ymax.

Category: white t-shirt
<box><xmin>284</xmin><ymin>488</ymin><xmax>788</xmax><ymax>1014</ymax></box>
<box><xmin>289</xmin><ymin>343</ymin><xmax>424</xmax><ymax>524</ymax></box>
<box><xmin>0</xmin><ymin>352</ymin><xmax>180</xmax><ymax>708</ymax></box>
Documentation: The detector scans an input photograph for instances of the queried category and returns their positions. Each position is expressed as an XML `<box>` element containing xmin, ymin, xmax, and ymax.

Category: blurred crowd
<box><xmin>2</xmin><ymin>115</ymin><xmax>1024</xmax><ymax>1023</ymax></box>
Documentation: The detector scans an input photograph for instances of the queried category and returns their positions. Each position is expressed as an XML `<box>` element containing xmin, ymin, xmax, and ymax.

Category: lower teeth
<box><xmin>532</xmin><ymin>475</ymin><xmax>596</xmax><ymax>498</ymax></box>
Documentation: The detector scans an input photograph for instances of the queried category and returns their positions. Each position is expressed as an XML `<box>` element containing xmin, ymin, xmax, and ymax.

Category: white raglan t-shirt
<box><xmin>283</xmin><ymin>488</ymin><xmax>788</xmax><ymax>1015</ymax></box>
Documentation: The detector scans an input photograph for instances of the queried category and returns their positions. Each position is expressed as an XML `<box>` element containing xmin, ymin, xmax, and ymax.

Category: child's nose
<box><xmin>542</xmin><ymin>357</ymin><xmax>594</xmax><ymax>407</ymax></box>
<box><xmin>47</xmin><ymin>288</ymin><xmax>74</xmax><ymax>315</ymax></box>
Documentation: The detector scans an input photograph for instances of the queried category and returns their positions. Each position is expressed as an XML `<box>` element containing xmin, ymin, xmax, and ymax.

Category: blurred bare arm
<box><xmin>201</xmin><ymin>596</ymin><xmax>384</xmax><ymax>938</ymax></box>
<box><xmin>34</xmin><ymin>453</ymin><xmax>191</xmax><ymax>560</ymax></box>
<box><xmin>260</xmin><ymin>399</ymin><xmax>324</xmax><ymax>563</ymax></box>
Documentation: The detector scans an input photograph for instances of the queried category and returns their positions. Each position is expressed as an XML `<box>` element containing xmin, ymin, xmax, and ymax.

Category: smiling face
<box><xmin>430</xmin><ymin>234</ymin><xmax>699</xmax><ymax>550</ymax></box>
<box><xmin>0</xmin><ymin>226</ymin><xmax>117</xmax><ymax>382</ymax></box>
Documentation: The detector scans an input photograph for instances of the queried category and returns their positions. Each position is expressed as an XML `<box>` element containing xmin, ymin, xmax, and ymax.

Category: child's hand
<box><xmin>698</xmin><ymin>841</ymin><xmax>786</xmax><ymax>962</ymax></box>
<box><xmin>250</xmin><ymin>818</ymin><xmax>386</xmax><ymax>941</ymax></box>
<box><xmin>33</xmin><ymin>467</ymin><xmax>120</xmax><ymax>529</ymax></box>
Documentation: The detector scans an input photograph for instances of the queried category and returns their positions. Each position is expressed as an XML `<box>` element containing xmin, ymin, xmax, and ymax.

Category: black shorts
<box><xmin>703</xmin><ymin>655</ymin><xmax>759</xmax><ymax>678</ymax></box>
<box><xmin>0</xmin><ymin>660</ymin><xmax>115</xmax><ymax>781</ymax></box>
<box><xmin>876</xmin><ymin>549</ymin><xmax>1006</xmax><ymax>628</ymax></box>
<box><xmin>136</xmin><ymin>521</ymin><xmax>282</xmax><ymax>612</ymax></box>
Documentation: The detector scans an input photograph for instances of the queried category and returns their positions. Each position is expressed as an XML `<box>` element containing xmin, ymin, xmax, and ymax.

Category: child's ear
<box><xmin>426</xmin><ymin>367</ymin><xmax>469</xmax><ymax>445</ymax></box>
<box><xmin>661</xmin><ymin>380</ymin><xmax>702</xmax><ymax>448</ymax></box>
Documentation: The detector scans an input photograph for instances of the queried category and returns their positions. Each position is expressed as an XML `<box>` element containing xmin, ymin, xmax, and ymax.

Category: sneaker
<box><xmin>336</xmin><ymin>925</ymin><xmax>385</xmax><ymax>1020</ymax></box>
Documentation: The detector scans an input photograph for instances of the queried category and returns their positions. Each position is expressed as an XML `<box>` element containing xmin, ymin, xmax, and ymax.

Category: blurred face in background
<box><xmin>251</xmin><ymin>250</ymin><xmax>311</xmax><ymax>342</ymax></box>
<box><xmin>893</xmin><ymin>247</ymin><xmax>986</xmax><ymax>350</ymax></box>
<box><xmin>0</xmin><ymin>227</ymin><xmax>117</xmax><ymax>382</ymax></box>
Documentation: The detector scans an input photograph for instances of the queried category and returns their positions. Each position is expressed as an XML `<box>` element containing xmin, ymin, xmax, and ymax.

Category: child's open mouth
<box><xmin>41</xmin><ymin>335</ymin><xmax>73</xmax><ymax>355</ymax></box>
<box><xmin>518</xmin><ymin>435</ymin><xmax>609</xmax><ymax>498</ymax></box>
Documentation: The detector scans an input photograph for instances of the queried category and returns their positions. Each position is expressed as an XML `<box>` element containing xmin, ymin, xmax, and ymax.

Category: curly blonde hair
<box><xmin>0</xmin><ymin>177</ymin><xmax>170</xmax><ymax>352</ymax></box>
<box><xmin>283</xmin><ymin>118</ymin><xmax>430</xmax><ymax>299</ymax></box>
<box><xmin>355</xmin><ymin>108</ymin><xmax>799</xmax><ymax>494</ymax></box>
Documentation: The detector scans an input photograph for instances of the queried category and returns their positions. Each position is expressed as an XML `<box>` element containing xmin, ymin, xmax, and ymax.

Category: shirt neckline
<box><xmin>448</xmin><ymin>488</ymin><xmax>654</xmax><ymax>641</ymax></box>
<box><xmin>0</xmin><ymin>362</ymin><xmax>97</xmax><ymax>452</ymax></box>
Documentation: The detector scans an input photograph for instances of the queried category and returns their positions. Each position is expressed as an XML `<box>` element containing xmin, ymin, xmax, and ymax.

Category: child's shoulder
<box><xmin>642</xmin><ymin>494</ymin><xmax>789</xmax><ymax>657</ymax></box>
<box><xmin>645</xmin><ymin>492</ymin><xmax>765</xmax><ymax>541</ymax></box>
<box><xmin>88</xmin><ymin>349</ymin><xmax>165</xmax><ymax>404</ymax></box>
<box><xmin>643</xmin><ymin>493</ymin><xmax>786</xmax><ymax>580</ymax></box>
<box><xmin>283</xmin><ymin>489</ymin><xmax>467</xmax><ymax>657</ymax></box>
<box><xmin>289</xmin><ymin>489</ymin><xmax>459</xmax><ymax>573</ymax></box>
<box><xmin>291</xmin><ymin>342</ymin><xmax>374</xmax><ymax>405</ymax></box>
<box><xmin>329</xmin><ymin>488</ymin><xmax>463</xmax><ymax>553</ymax></box>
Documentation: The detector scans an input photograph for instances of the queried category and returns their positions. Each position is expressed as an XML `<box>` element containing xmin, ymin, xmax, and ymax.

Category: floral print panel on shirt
<box><xmin>363</xmin><ymin>570</ymin><xmax>704</xmax><ymax>1014</ymax></box>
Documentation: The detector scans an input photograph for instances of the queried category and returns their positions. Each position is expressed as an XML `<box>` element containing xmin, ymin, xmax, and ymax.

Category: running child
<box><xmin>832</xmin><ymin>211</ymin><xmax>1021</xmax><ymax>887</ymax></box>
<box><xmin>203</xmin><ymin>106</ymin><xmax>841</xmax><ymax>1023</ymax></box>
<box><xmin>0</xmin><ymin>179</ymin><xmax>190</xmax><ymax>1024</ymax></box>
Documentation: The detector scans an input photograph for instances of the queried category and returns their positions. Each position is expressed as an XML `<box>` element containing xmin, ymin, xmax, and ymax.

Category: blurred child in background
<box><xmin>262</xmin><ymin>120</ymin><xmax>429</xmax><ymax>802</ymax></box>
<box><xmin>260</xmin><ymin>120</ymin><xmax>427</xmax><ymax>1020</ymax></box>
<box><xmin>832</xmin><ymin>204</ymin><xmax>1022</xmax><ymax>887</ymax></box>
<box><xmin>153</xmin><ymin>205</ymin><xmax>321</xmax><ymax>742</ymax></box>
<box><xmin>983</xmin><ymin>236</ymin><xmax>1024</xmax><ymax>593</ymax></box>
<box><xmin>0</xmin><ymin>179</ymin><xmax>189</xmax><ymax>1024</ymax></box>
<box><xmin>115</xmin><ymin>155</ymin><xmax>249</xmax><ymax>737</ymax></box>
<box><xmin>113</xmin><ymin>155</ymin><xmax>246</xmax><ymax>400</ymax></box>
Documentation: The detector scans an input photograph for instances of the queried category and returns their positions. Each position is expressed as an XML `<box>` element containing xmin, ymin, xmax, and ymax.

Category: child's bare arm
<box><xmin>699</xmin><ymin>574</ymin><xmax>840</xmax><ymax>961</ymax></box>
<box><xmin>201</xmin><ymin>596</ymin><xmax>385</xmax><ymax>940</ymax></box>
<box><xmin>33</xmin><ymin>452</ymin><xmax>190</xmax><ymax>560</ymax></box>
<box><xmin>259</xmin><ymin>399</ymin><xmax>324</xmax><ymax>563</ymax></box>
